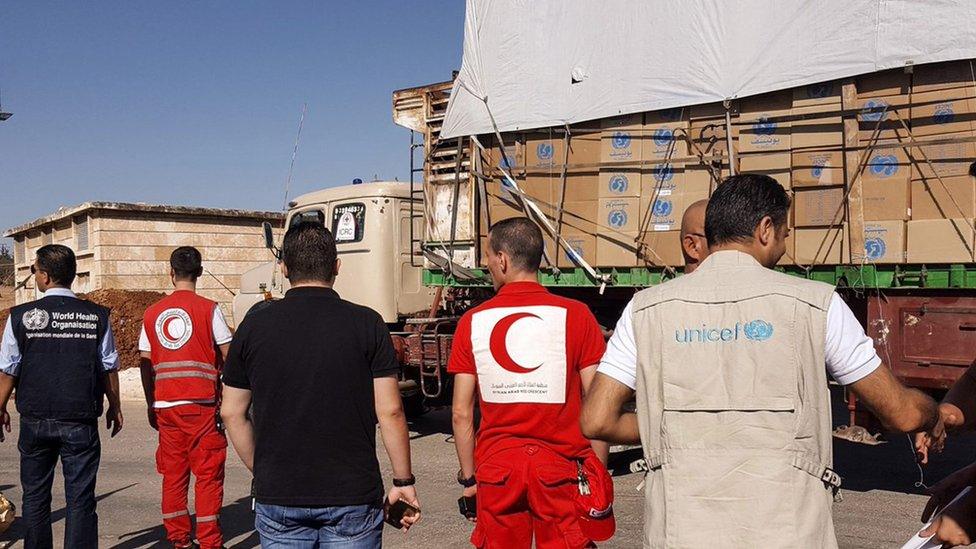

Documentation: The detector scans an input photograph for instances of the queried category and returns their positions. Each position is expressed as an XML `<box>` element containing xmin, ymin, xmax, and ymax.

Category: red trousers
<box><xmin>155</xmin><ymin>404</ymin><xmax>227</xmax><ymax>549</ymax></box>
<box><xmin>472</xmin><ymin>444</ymin><xmax>593</xmax><ymax>549</ymax></box>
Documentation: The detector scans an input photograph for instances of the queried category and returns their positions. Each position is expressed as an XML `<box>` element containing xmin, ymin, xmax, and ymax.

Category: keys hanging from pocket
<box><xmin>577</xmin><ymin>460</ymin><xmax>591</xmax><ymax>496</ymax></box>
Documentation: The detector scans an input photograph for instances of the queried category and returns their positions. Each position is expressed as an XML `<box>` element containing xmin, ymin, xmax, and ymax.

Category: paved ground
<box><xmin>1</xmin><ymin>397</ymin><xmax>975</xmax><ymax>548</ymax></box>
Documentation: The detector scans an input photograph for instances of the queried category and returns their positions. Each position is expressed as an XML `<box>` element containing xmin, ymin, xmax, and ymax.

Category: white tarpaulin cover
<box><xmin>441</xmin><ymin>0</ymin><xmax>976</xmax><ymax>139</ymax></box>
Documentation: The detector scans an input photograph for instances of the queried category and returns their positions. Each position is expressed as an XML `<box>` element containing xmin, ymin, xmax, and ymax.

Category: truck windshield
<box><xmin>288</xmin><ymin>209</ymin><xmax>325</xmax><ymax>228</ymax></box>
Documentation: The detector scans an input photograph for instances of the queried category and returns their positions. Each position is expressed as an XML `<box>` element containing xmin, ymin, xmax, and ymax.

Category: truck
<box><xmin>239</xmin><ymin>2</ymin><xmax>976</xmax><ymax>441</ymax></box>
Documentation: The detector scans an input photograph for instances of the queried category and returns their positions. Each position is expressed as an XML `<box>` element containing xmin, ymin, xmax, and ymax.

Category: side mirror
<box><xmin>262</xmin><ymin>222</ymin><xmax>280</xmax><ymax>259</ymax></box>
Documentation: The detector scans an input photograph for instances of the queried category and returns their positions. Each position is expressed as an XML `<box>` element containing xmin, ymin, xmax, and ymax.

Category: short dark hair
<box><xmin>969</xmin><ymin>161</ymin><xmax>976</xmax><ymax>178</ymax></box>
<box><xmin>705</xmin><ymin>173</ymin><xmax>792</xmax><ymax>247</ymax></box>
<box><xmin>170</xmin><ymin>246</ymin><xmax>203</xmax><ymax>281</ymax></box>
<box><xmin>282</xmin><ymin>221</ymin><xmax>338</xmax><ymax>283</ymax></box>
<box><xmin>488</xmin><ymin>217</ymin><xmax>544</xmax><ymax>272</ymax></box>
<box><xmin>36</xmin><ymin>244</ymin><xmax>76</xmax><ymax>287</ymax></box>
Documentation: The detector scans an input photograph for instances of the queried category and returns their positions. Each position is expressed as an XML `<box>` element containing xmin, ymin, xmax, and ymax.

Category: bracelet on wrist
<box><xmin>392</xmin><ymin>475</ymin><xmax>416</xmax><ymax>487</ymax></box>
<box><xmin>457</xmin><ymin>469</ymin><xmax>476</xmax><ymax>488</ymax></box>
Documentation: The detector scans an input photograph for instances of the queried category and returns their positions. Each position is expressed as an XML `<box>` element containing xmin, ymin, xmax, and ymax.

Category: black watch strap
<box><xmin>457</xmin><ymin>470</ymin><xmax>477</xmax><ymax>488</ymax></box>
<box><xmin>392</xmin><ymin>475</ymin><xmax>416</xmax><ymax>487</ymax></box>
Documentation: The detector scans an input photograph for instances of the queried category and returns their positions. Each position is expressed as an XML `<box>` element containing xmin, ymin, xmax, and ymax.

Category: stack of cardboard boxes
<box><xmin>478</xmin><ymin>61</ymin><xmax>976</xmax><ymax>270</ymax></box>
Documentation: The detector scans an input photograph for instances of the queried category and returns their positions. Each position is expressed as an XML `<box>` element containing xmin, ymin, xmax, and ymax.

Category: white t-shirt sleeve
<box><xmin>212</xmin><ymin>306</ymin><xmax>233</xmax><ymax>345</ymax></box>
<box><xmin>138</xmin><ymin>325</ymin><xmax>151</xmax><ymax>353</ymax></box>
<box><xmin>825</xmin><ymin>292</ymin><xmax>882</xmax><ymax>385</ymax></box>
<box><xmin>597</xmin><ymin>299</ymin><xmax>639</xmax><ymax>390</ymax></box>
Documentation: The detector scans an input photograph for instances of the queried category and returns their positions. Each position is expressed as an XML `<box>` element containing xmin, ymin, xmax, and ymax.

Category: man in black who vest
<box><xmin>0</xmin><ymin>244</ymin><xmax>124</xmax><ymax>549</ymax></box>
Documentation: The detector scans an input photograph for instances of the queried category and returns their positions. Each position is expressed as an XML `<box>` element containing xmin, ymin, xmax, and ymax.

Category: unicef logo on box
<box><xmin>652</xmin><ymin>164</ymin><xmax>675</xmax><ymax>183</ymax></box>
<box><xmin>934</xmin><ymin>103</ymin><xmax>956</xmax><ymax>125</ymax></box>
<box><xmin>811</xmin><ymin>157</ymin><xmax>828</xmax><ymax>178</ymax></box>
<box><xmin>536</xmin><ymin>142</ymin><xmax>554</xmax><ymax>160</ymax></box>
<box><xmin>743</xmin><ymin>319</ymin><xmax>774</xmax><ymax>341</ymax></box>
<box><xmin>868</xmin><ymin>154</ymin><xmax>899</xmax><ymax>178</ymax></box>
<box><xmin>607</xmin><ymin>209</ymin><xmax>629</xmax><ymax>228</ymax></box>
<box><xmin>652</xmin><ymin>128</ymin><xmax>673</xmax><ymax>146</ymax></box>
<box><xmin>611</xmin><ymin>131</ymin><xmax>631</xmax><ymax>150</ymax></box>
<box><xmin>861</xmin><ymin>99</ymin><xmax>890</xmax><ymax>122</ymax></box>
<box><xmin>608</xmin><ymin>174</ymin><xmax>629</xmax><ymax>194</ymax></box>
<box><xmin>653</xmin><ymin>198</ymin><xmax>673</xmax><ymax>217</ymax></box>
<box><xmin>753</xmin><ymin>117</ymin><xmax>777</xmax><ymax>136</ymax></box>
<box><xmin>864</xmin><ymin>238</ymin><xmax>887</xmax><ymax>260</ymax></box>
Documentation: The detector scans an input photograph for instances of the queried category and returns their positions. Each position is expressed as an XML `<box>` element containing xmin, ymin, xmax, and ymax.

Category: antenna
<box><xmin>281</xmin><ymin>102</ymin><xmax>307</xmax><ymax>210</ymax></box>
<box><xmin>0</xmin><ymin>88</ymin><xmax>12</xmax><ymax>122</ymax></box>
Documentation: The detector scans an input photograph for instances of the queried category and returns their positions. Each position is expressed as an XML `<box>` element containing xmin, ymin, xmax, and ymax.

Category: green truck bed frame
<box><xmin>424</xmin><ymin>264</ymin><xmax>976</xmax><ymax>289</ymax></box>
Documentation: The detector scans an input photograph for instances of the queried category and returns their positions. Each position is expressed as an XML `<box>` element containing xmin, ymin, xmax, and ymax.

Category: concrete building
<box><xmin>4</xmin><ymin>202</ymin><xmax>283</xmax><ymax>322</ymax></box>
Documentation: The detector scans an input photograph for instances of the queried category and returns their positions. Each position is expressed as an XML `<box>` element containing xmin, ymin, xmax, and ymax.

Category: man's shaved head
<box><xmin>680</xmin><ymin>199</ymin><xmax>709</xmax><ymax>273</ymax></box>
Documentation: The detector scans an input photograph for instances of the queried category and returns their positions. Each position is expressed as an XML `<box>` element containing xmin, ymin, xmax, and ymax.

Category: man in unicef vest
<box><xmin>581</xmin><ymin>174</ymin><xmax>946</xmax><ymax>548</ymax></box>
<box><xmin>449</xmin><ymin>217</ymin><xmax>615</xmax><ymax>548</ymax></box>
<box><xmin>139</xmin><ymin>246</ymin><xmax>233</xmax><ymax>549</ymax></box>
<box><xmin>0</xmin><ymin>244</ymin><xmax>124</xmax><ymax>549</ymax></box>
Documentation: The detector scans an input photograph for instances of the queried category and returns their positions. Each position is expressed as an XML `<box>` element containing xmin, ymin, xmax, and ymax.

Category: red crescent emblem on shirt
<box><xmin>489</xmin><ymin>312</ymin><xmax>542</xmax><ymax>374</ymax></box>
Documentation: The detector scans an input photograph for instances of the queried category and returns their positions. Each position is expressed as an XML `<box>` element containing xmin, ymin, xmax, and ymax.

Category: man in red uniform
<box><xmin>450</xmin><ymin>218</ymin><xmax>612</xmax><ymax>548</ymax></box>
<box><xmin>139</xmin><ymin>246</ymin><xmax>233</xmax><ymax>549</ymax></box>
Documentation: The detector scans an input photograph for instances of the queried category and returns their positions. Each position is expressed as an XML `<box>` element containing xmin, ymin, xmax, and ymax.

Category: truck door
<box><xmin>330</xmin><ymin>199</ymin><xmax>398</xmax><ymax>322</ymax></box>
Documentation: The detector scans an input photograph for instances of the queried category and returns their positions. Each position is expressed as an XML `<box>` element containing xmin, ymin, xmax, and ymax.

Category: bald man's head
<box><xmin>680</xmin><ymin>199</ymin><xmax>709</xmax><ymax>273</ymax></box>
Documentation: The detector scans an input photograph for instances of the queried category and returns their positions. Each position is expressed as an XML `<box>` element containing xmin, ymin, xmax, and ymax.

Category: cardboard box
<box><xmin>794</xmin><ymin>186</ymin><xmax>846</xmax><ymax>227</ymax></box>
<box><xmin>598</xmin><ymin>198</ymin><xmax>641</xmax><ymax>233</ymax></box>
<box><xmin>856</xmin><ymin>95</ymin><xmax>911</xmax><ymax>143</ymax></box>
<box><xmin>792</xmin><ymin>150</ymin><xmax>846</xmax><ymax>187</ymax></box>
<box><xmin>599</xmin><ymin>169</ymin><xmax>642</xmax><ymax>198</ymax></box>
<box><xmin>690</xmin><ymin>119</ymin><xmax>737</xmax><ymax>157</ymax></box>
<box><xmin>778</xmin><ymin>229</ymin><xmax>796</xmax><ymax>266</ymax></box>
<box><xmin>690</xmin><ymin>101</ymin><xmax>736</xmax><ymax>120</ymax></box>
<box><xmin>685</xmin><ymin>165</ymin><xmax>727</xmax><ymax>192</ymax></box>
<box><xmin>910</xmin><ymin>133</ymin><xmax>976</xmax><ymax>179</ymax></box>
<box><xmin>559</xmin><ymin>172</ymin><xmax>599</xmax><ymax>202</ymax></box>
<box><xmin>737</xmin><ymin>91</ymin><xmax>792</xmax><ymax>153</ymax></box>
<box><xmin>854</xmin><ymin>221</ymin><xmax>906</xmax><ymax>264</ymax></box>
<box><xmin>641</xmin><ymin>163</ymin><xmax>685</xmax><ymax>197</ymax></box>
<box><xmin>637</xmin><ymin>230</ymin><xmax>684</xmax><ymax>267</ymax></box>
<box><xmin>794</xmin><ymin>225</ymin><xmax>849</xmax><ymax>264</ymax></box>
<box><xmin>524</xmin><ymin>133</ymin><xmax>562</xmax><ymax>171</ymax></box>
<box><xmin>907</xmin><ymin>218</ymin><xmax>976</xmax><ymax>263</ymax></box>
<box><xmin>601</xmin><ymin>113</ymin><xmax>643</xmax><ymax>131</ymax></box>
<box><xmin>596</xmin><ymin>232</ymin><xmax>640</xmax><ymax>267</ymax></box>
<box><xmin>913</xmin><ymin>60</ymin><xmax>976</xmax><ymax>94</ymax></box>
<box><xmin>521</xmin><ymin>176</ymin><xmax>554</xmax><ymax>206</ymax></box>
<box><xmin>911</xmin><ymin>177</ymin><xmax>976</xmax><ymax>219</ymax></box>
<box><xmin>863</xmin><ymin>179</ymin><xmax>910</xmax><ymax>221</ymax></box>
<box><xmin>793</xmin><ymin>81</ymin><xmax>842</xmax><ymax>108</ymax></box>
<box><xmin>645</xmin><ymin>107</ymin><xmax>690</xmax><ymax>130</ymax></box>
<box><xmin>640</xmin><ymin>193</ymin><xmax>685</xmax><ymax>232</ymax></box>
<box><xmin>911</xmin><ymin>90</ymin><xmax>976</xmax><ymax>136</ymax></box>
<box><xmin>791</xmin><ymin>105</ymin><xmax>844</xmax><ymax>148</ymax></box>
<box><xmin>567</xmin><ymin>132</ymin><xmax>601</xmax><ymax>168</ymax></box>
<box><xmin>487</xmin><ymin>134</ymin><xmax>524</xmax><ymax>173</ymax></box>
<box><xmin>558</xmin><ymin>200</ymin><xmax>599</xmax><ymax>233</ymax></box>
<box><xmin>857</xmin><ymin>69</ymin><xmax>911</xmax><ymax>98</ymax></box>
<box><xmin>601</xmin><ymin>128</ymin><xmax>642</xmax><ymax>164</ymax></box>
<box><xmin>557</xmin><ymin>233</ymin><xmax>597</xmax><ymax>269</ymax></box>
<box><xmin>739</xmin><ymin>152</ymin><xmax>792</xmax><ymax>189</ymax></box>
<box><xmin>863</xmin><ymin>149</ymin><xmax>911</xmax><ymax>184</ymax></box>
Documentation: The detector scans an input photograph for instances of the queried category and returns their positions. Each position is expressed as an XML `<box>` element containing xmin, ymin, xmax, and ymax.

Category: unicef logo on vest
<box><xmin>653</xmin><ymin>198</ymin><xmax>673</xmax><ymax>217</ymax></box>
<box><xmin>868</xmin><ymin>154</ymin><xmax>899</xmax><ymax>178</ymax></box>
<box><xmin>934</xmin><ymin>103</ymin><xmax>956</xmax><ymax>125</ymax></box>
<box><xmin>652</xmin><ymin>128</ymin><xmax>673</xmax><ymax>146</ymax></box>
<box><xmin>608</xmin><ymin>174</ymin><xmax>629</xmax><ymax>194</ymax></box>
<box><xmin>22</xmin><ymin>308</ymin><xmax>50</xmax><ymax>331</ymax></box>
<box><xmin>860</xmin><ymin>99</ymin><xmax>889</xmax><ymax>122</ymax></box>
<box><xmin>607</xmin><ymin>209</ymin><xmax>628</xmax><ymax>228</ymax></box>
<box><xmin>753</xmin><ymin>117</ymin><xmax>777</xmax><ymax>136</ymax></box>
<box><xmin>743</xmin><ymin>320</ymin><xmax>774</xmax><ymax>341</ymax></box>
<box><xmin>536</xmin><ymin>142</ymin><xmax>554</xmax><ymax>160</ymax></box>
<box><xmin>864</xmin><ymin>237</ymin><xmax>887</xmax><ymax>260</ymax></box>
<box><xmin>155</xmin><ymin>308</ymin><xmax>193</xmax><ymax>350</ymax></box>
<box><xmin>675</xmin><ymin>319</ymin><xmax>775</xmax><ymax>343</ymax></box>
<box><xmin>611</xmin><ymin>131</ymin><xmax>631</xmax><ymax>150</ymax></box>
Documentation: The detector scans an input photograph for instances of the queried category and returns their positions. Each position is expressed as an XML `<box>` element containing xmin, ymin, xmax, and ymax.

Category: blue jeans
<box><xmin>254</xmin><ymin>501</ymin><xmax>384</xmax><ymax>548</ymax></box>
<box><xmin>18</xmin><ymin>417</ymin><xmax>101</xmax><ymax>549</ymax></box>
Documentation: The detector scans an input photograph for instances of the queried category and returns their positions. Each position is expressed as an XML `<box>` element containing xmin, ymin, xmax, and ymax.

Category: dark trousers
<box><xmin>18</xmin><ymin>416</ymin><xmax>101</xmax><ymax>549</ymax></box>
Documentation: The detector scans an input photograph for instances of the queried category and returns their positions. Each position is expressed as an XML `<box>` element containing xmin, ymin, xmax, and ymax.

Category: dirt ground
<box><xmin>0</xmin><ymin>286</ymin><xmax>13</xmax><ymax>316</ymax></box>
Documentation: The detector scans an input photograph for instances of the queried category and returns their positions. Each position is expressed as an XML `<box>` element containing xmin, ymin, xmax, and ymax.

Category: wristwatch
<box><xmin>392</xmin><ymin>475</ymin><xmax>416</xmax><ymax>487</ymax></box>
<box><xmin>457</xmin><ymin>469</ymin><xmax>476</xmax><ymax>488</ymax></box>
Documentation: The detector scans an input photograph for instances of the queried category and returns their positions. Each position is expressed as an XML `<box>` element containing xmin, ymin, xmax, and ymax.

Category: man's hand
<box><xmin>146</xmin><ymin>407</ymin><xmax>158</xmax><ymax>431</ymax></box>
<box><xmin>0</xmin><ymin>408</ymin><xmax>10</xmax><ymax>443</ymax></box>
<box><xmin>916</xmin><ymin>413</ymin><xmax>948</xmax><ymax>464</ymax></box>
<box><xmin>461</xmin><ymin>485</ymin><xmax>477</xmax><ymax>523</ymax></box>
<box><xmin>921</xmin><ymin>487</ymin><xmax>976</xmax><ymax>547</ymax></box>
<box><xmin>387</xmin><ymin>486</ymin><xmax>421</xmax><ymax>531</ymax></box>
<box><xmin>923</xmin><ymin>463</ymin><xmax>976</xmax><ymax>523</ymax></box>
<box><xmin>106</xmin><ymin>405</ymin><xmax>124</xmax><ymax>437</ymax></box>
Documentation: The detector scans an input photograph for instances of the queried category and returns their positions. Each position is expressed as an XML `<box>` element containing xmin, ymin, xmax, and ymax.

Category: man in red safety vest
<box><xmin>140</xmin><ymin>246</ymin><xmax>233</xmax><ymax>549</ymax></box>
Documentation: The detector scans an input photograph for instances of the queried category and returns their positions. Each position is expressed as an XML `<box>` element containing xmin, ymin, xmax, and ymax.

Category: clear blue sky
<box><xmin>0</xmin><ymin>1</ymin><xmax>464</xmax><ymax>237</ymax></box>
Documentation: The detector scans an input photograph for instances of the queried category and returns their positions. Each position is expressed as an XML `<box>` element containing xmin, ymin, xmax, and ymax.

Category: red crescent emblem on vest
<box><xmin>489</xmin><ymin>312</ymin><xmax>543</xmax><ymax>374</ymax></box>
<box><xmin>162</xmin><ymin>316</ymin><xmax>180</xmax><ymax>341</ymax></box>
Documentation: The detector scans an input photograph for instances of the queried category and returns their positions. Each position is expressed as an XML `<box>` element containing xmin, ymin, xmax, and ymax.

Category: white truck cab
<box><xmin>233</xmin><ymin>181</ymin><xmax>435</xmax><ymax>326</ymax></box>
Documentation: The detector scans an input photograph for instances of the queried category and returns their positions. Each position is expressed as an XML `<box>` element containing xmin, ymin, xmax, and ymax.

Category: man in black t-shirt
<box><xmin>220</xmin><ymin>222</ymin><xmax>420</xmax><ymax>547</ymax></box>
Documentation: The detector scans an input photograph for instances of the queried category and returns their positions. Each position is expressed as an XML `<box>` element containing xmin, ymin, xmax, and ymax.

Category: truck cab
<box><xmin>234</xmin><ymin>181</ymin><xmax>435</xmax><ymax>326</ymax></box>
